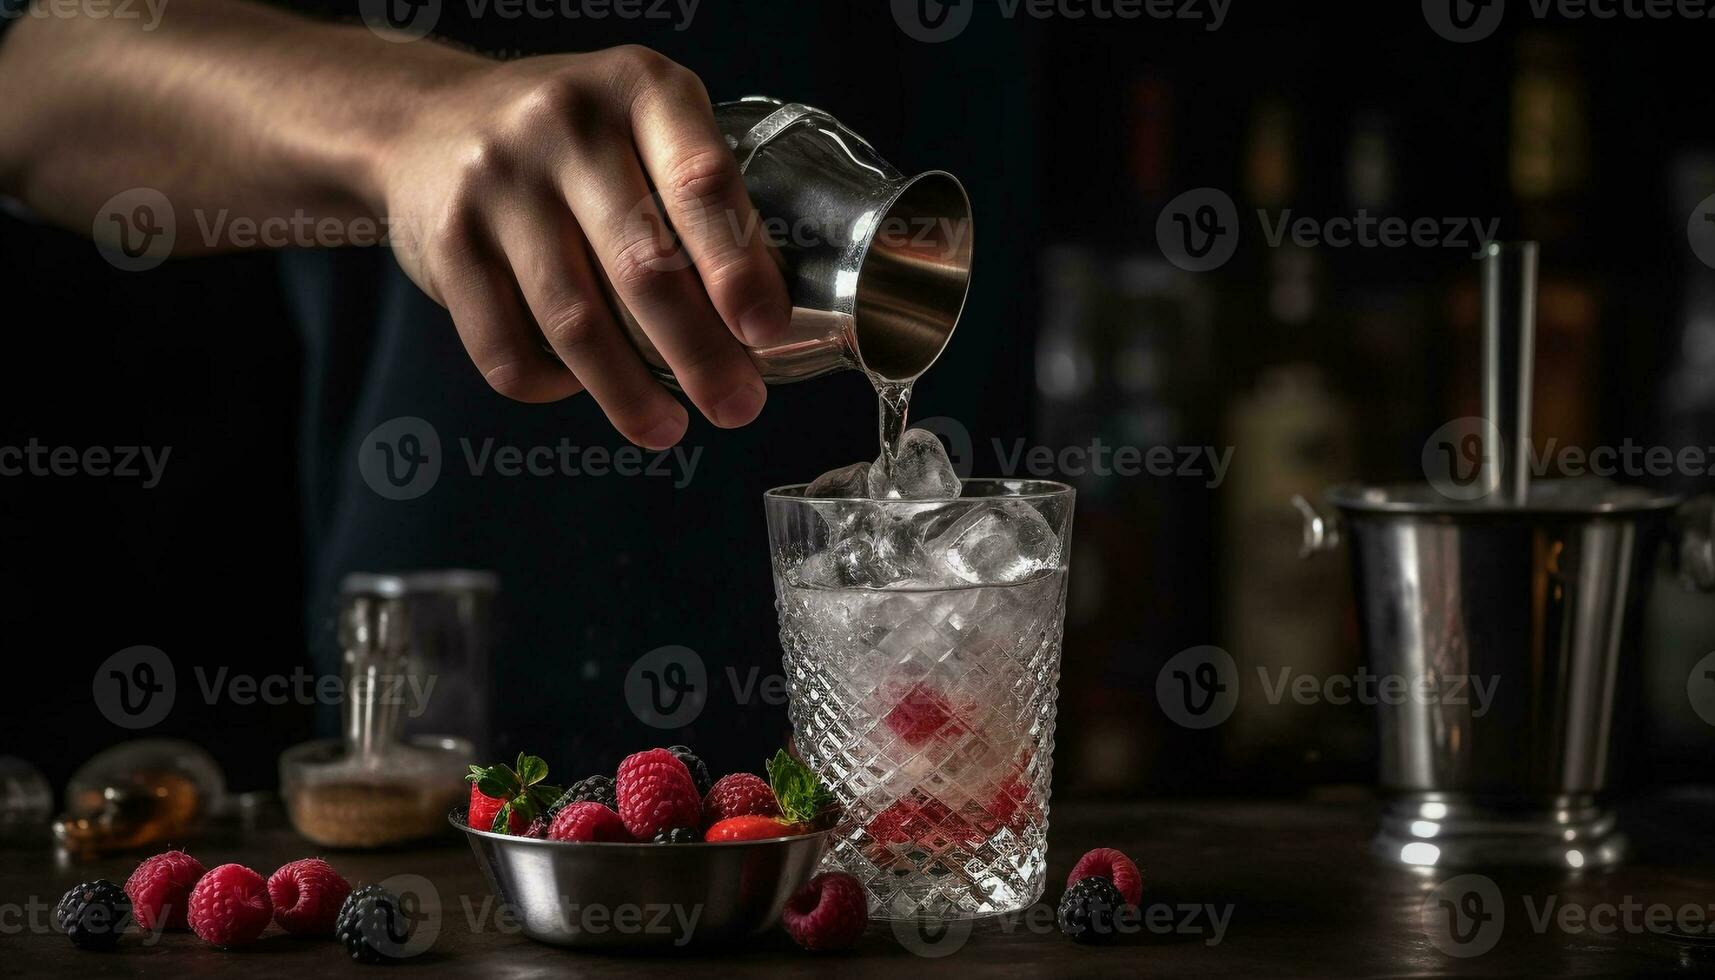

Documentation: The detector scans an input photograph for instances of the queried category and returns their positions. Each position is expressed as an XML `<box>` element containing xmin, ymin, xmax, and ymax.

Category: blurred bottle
<box><xmin>1338</xmin><ymin>112</ymin><xmax>1434</xmax><ymax>482</ymax></box>
<box><xmin>1641</xmin><ymin>152</ymin><xmax>1715</xmax><ymax>781</ymax></box>
<box><xmin>1450</xmin><ymin>33</ymin><xmax>1599</xmax><ymax>452</ymax></box>
<box><xmin>1220</xmin><ymin>98</ymin><xmax>1359</xmax><ymax>785</ymax></box>
<box><xmin>1040</xmin><ymin>73</ymin><xmax>1217</xmax><ymax>793</ymax></box>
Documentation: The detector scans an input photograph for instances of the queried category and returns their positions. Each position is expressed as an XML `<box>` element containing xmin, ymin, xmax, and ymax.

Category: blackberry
<box><xmin>666</xmin><ymin>746</ymin><xmax>712</xmax><ymax>796</ymax></box>
<box><xmin>652</xmin><ymin>827</ymin><xmax>698</xmax><ymax>844</ymax></box>
<box><xmin>1057</xmin><ymin>876</ymin><xmax>1124</xmax><ymax>944</ymax></box>
<box><xmin>54</xmin><ymin>880</ymin><xmax>131</xmax><ymax>951</ymax></box>
<box><xmin>336</xmin><ymin>884</ymin><xmax>412</xmax><ymax>964</ymax></box>
<box><xmin>550</xmin><ymin>775</ymin><xmax>616</xmax><ymax>815</ymax></box>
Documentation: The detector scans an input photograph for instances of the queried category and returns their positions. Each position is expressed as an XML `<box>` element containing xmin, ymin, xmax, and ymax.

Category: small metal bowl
<box><xmin>450</xmin><ymin>809</ymin><xmax>831</xmax><ymax>948</ymax></box>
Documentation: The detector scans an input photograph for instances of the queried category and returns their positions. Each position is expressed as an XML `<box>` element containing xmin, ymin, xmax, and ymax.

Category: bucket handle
<box><xmin>1678</xmin><ymin>495</ymin><xmax>1715</xmax><ymax>592</ymax></box>
<box><xmin>1292</xmin><ymin>494</ymin><xmax>1342</xmax><ymax>558</ymax></box>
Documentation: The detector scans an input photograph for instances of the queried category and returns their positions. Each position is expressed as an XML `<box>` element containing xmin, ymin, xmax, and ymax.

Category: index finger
<box><xmin>628</xmin><ymin>71</ymin><xmax>793</xmax><ymax>349</ymax></box>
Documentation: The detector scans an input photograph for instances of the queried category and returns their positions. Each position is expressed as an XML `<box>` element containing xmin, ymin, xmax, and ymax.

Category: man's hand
<box><xmin>381</xmin><ymin>48</ymin><xmax>791</xmax><ymax>448</ymax></box>
<box><xmin>0</xmin><ymin>2</ymin><xmax>790</xmax><ymax>449</ymax></box>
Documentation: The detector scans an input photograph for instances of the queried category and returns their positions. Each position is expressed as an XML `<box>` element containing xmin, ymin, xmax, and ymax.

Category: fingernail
<box><xmin>639</xmin><ymin>415</ymin><xmax>686</xmax><ymax>449</ymax></box>
<box><xmin>711</xmin><ymin>383</ymin><xmax>766</xmax><ymax>428</ymax></box>
<box><xmin>738</xmin><ymin>300</ymin><xmax>790</xmax><ymax>348</ymax></box>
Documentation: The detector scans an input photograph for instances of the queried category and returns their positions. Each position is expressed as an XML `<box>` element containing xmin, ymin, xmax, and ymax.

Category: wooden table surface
<box><xmin>6</xmin><ymin>794</ymin><xmax>1715</xmax><ymax>978</ymax></box>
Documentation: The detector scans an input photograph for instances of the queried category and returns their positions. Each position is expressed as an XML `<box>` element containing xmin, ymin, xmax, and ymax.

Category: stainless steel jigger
<box><xmin>604</xmin><ymin>96</ymin><xmax>973</xmax><ymax>388</ymax></box>
<box><xmin>1298</xmin><ymin>242</ymin><xmax>1715</xmax><ymax>870</ymax></box>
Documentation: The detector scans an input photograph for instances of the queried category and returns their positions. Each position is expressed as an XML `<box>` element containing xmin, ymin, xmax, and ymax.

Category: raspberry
<box><xmin>702</xmin><ymin>772</ymin><xmax>781</xmax><ymax>826</ymax></box>
<box><xmin>55</xmin><ymin>880</ymin><xmax>131</xmax><ymax>951</ymax></box>
<box><xmin>1057</xmin><ymin>876</ymin><xmax>1124</xmax><ymax>944</ymax></box>
<box><xmin>864</xmin><ymin>798</ymin><xmax>983</xmax><ymax>853</ymax></box>
<box><xmin>188</xmin><ymin>864</ymin><xmax>273</xmax><ymax>947</ymax></box>
<box><xmin>1066</xmin><ymin>847</ymin><xmax>1143</xmax><ymax>907</ymax></box>
<box><xmin>782</xmin><ymin>872</ymin><xmax>868</xmax><ymax>951</ymax></box>
<box><xmin>882</xmin><ymin>683</ymin><xmax>960</xmax><ymax>745</ymax></box>
<box><xmin>548</xmin><ymin>802</ymin><xmax>631</xmax><ymax>842</ymax></box>
<box><xmin>124</xmin><ymin>850</ymin><xmax>206</xmax><ymax>933</ymax></box>
<box><xmin>615</xmin><ymin>748</ymin><xmax>701</xmax><ymax>841</ymax></box>
<box><xmin>267</xmin><ymin>858</ymin><xmax>352</xmax><ymax>937</ymax></box>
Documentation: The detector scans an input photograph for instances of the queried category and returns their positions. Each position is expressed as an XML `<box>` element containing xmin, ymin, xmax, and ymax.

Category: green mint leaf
<box><xmin>474</xmin><ymin>772</ymin><xmax>512</xmax><ymax>799</ymax></box>
<box><xmin>511</xmin><ymin>796</ymin><xmax>540</xmax><ymax>824</ymax></box>
<box><xmin>766</xmin><ymin>750</ymin><xmax>833</xmax><ymax>825</ymax></box>
<box><xmin>515</xmin><ymin>754</ymin><xmax>549</xmax><ymax>787</ymax></box>
<box><xmin>530</xmin><ymin>785</ymin><xmax>563</xmax><ymax>810</ymax></box>
<box><xmin>490</xmin><ymin>801</ymin><xmax>513</xmax><ymax>834</ymax></box>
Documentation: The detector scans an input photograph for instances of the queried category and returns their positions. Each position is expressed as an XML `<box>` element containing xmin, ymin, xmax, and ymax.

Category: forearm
<box><xmin>0</xmin><ymin>0</ymin><xmax>486</xmax><ymax>249</ymax></box>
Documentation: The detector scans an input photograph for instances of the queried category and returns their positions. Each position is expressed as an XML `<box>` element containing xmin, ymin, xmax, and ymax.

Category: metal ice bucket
<box><xmin>1298</xmin><ymin>481</ymin><xmax>1713</xmax><ymax>868</ymax></box>
<box><xmin>608</xmin><ymin>96</ymin><xmax>973</xmax><ymax>387</ymax></box>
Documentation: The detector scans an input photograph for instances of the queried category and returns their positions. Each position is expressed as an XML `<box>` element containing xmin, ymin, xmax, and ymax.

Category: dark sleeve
<box><xmin>0</xmin><ymin>0</ymin><xmax>27</xmax><ymax>46</ymax></box>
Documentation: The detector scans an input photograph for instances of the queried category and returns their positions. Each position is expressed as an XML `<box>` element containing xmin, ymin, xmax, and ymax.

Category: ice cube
<box><xmin>800</xmin><ymin>515</ymin><xmax>929</xmax><ymax>589</ymax></box>
<box><xmin>807</xmin><ymin>461</ymin><xmax>873</xmax><ymax>539</ymax></box>
<box><xmin>867</xmin><ymin>428</ymin><xmax>961</xmax><ymax>501</ymax></box>
<box><xmin>927</xmin><ymin>501</ymin><xmax>1061</xmax><ymax>585</ymax></box>
<box><xmin>807</xmin><ymin>461</ymin><xmax>871</xmax><ymax>499</ymax></box>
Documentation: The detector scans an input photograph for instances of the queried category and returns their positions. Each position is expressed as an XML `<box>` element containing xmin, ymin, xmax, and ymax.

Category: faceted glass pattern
<box><xmin>776</xmin><ymin>573</ymin><xmax>1066</xmax><ymax>919</ymax></box>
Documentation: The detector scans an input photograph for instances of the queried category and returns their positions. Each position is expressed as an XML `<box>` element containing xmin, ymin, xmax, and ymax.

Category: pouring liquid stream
<box><xmin>872</xmin><ymin>378</ymin><xmax>913</xmax><ymax>487</ymax></box>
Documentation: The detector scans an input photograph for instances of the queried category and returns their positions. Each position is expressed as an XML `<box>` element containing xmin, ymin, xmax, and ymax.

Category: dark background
<box><xmin>1</xmin><ymin>1</ymin><xmax>1712</xmax><ymax>804</ymax></box>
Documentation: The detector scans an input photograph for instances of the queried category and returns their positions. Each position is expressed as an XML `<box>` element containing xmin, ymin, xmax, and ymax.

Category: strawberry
<box><xmin>615</xmin><ymin>748</ymin><xmax>702</xmax><ymax>841</ymax></box>
<box><xmin>468</xmin><ymin>783</ymin><xmax>530</xmax><ymax>835</ymax></box>
<box><xmin>465</xmin><ymin>753</ymin><xmax>562</xmax><ymax>835</ymax></box>
<box><xmin>702</xmin><ymin>772</ymin><xmax>781</xmax><ymax>827</ymax></box>
<box><xmin>704</xmin><ymin>814</ymin><xmax>804</xmax><ymax>841</ymax></box>
<box><xmin>547</xmin><ymin>802</ymin><xmax>631</xmax><ymax>842</ymax></box>
<box><xmin>125</xmin><ymin>850</ymin><xmax>206</xmax><ymax>933</ymax></box>
<box><xmin>267</xmin><ymin>858</ymin><xmax>351</xmax><ymax>937</ymax></box>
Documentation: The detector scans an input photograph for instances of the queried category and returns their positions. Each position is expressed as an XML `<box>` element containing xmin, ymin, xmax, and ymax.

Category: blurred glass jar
<box><xmin>281</xmin><ymin>574</ymin><xmax>484</xmax><ymax>848</ymax></box>
<box><xmin>0</xmin><ymin>756</ymin><xmax>52</xmax><ymax>846</ymax></box>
